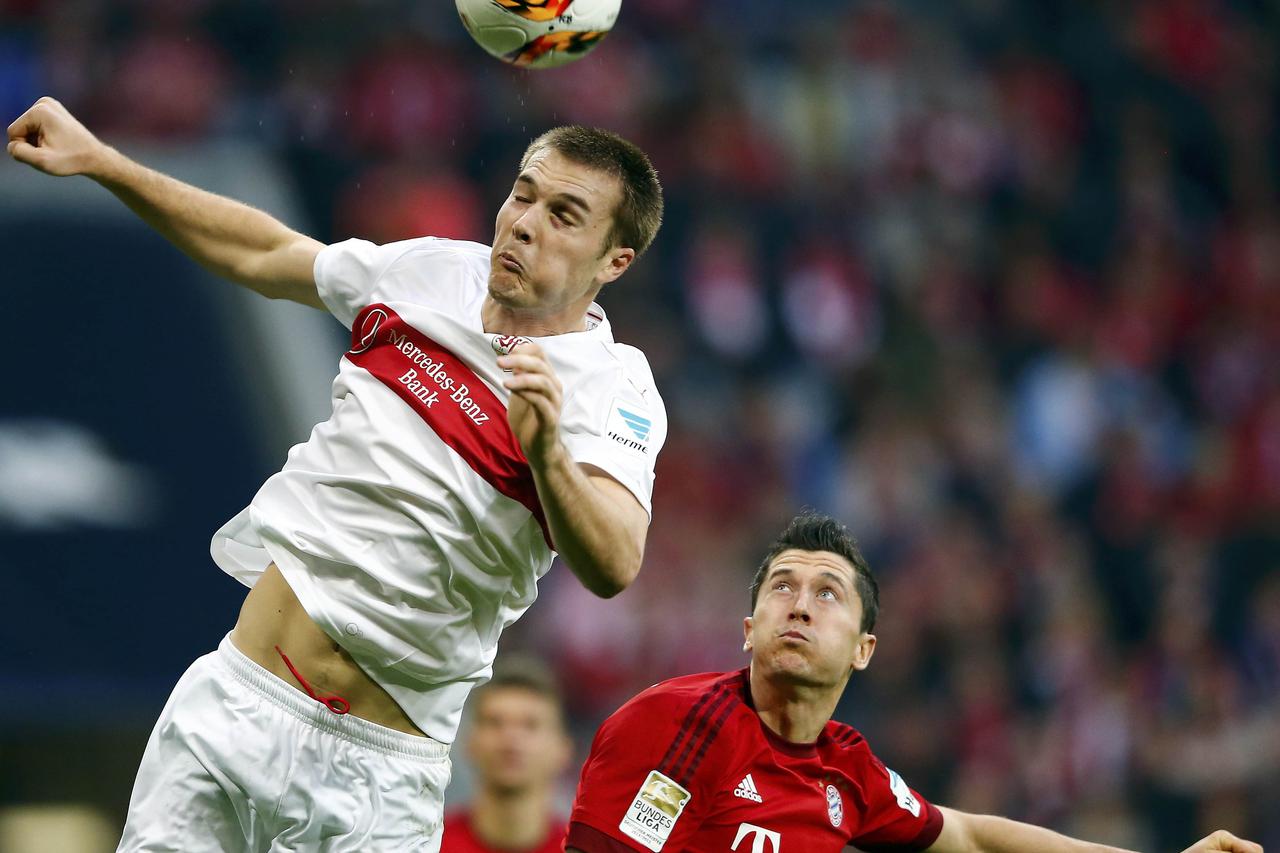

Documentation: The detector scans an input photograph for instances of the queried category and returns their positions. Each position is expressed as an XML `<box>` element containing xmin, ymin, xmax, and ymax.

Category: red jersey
<box><xmin>567</xmin><ymin>670</ymin><xmax>944</xmax><ymax>853</ymax></box>
<box><xmin>441</xmin><ymin>808</ymin><xmax>567</xmax><ymax>853</ymax></box>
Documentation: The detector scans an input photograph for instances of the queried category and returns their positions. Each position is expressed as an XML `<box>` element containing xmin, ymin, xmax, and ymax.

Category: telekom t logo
<box><xmin>731</xmin><ymin>822</ymin><xmax>781</xmax><ymax>853</ymax></box>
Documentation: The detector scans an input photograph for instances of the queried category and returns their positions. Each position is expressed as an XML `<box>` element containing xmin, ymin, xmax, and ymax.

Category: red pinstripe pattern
<box><xmin>657</xmin><ymin>672</ymin><xmax>745</xmax><ymax>785</ymax></box>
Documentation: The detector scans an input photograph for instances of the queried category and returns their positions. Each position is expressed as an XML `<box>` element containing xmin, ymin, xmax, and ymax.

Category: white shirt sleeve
<box><xmin>314</xmin><ymin>236</ymin><xmax>493</xmax><ymax>329</ymax></box>
<box><xmin>313</xmin><ymin>238</ymin><xmax>424</xmax><ymax>329</ymax></box>
<box><xmin>559</xmin><ymin>350</ymin><xmax>666</xmax><ymax>518</ymax></box>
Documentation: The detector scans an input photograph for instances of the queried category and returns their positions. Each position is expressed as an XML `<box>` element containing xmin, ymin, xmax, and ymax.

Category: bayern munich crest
<box><xmin>826</xmin><ymin>784</ymin><xmax>843</xmax><ymax>827</ymax></box>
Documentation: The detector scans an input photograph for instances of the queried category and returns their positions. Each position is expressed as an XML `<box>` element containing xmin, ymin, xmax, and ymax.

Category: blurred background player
<box><xmin>6</xmin><ymin>96</ymin><xmax>665</xmax><ymax>851</ymax></box>
<box><xmin>566</xmin><ymin>513</ymin><xmax>1264</xmax><ymax>853</ymax></box>
<box><xmin>442</xmin><ymin>656</ymin><xmax>571</xmax><ymax>853</ymax></box>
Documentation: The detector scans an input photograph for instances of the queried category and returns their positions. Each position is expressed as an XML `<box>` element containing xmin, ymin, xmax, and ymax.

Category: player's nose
<box><xmin>511</xmin><ymin>209</ymin><xmax>534</xmax><ymax>244</ymax></box>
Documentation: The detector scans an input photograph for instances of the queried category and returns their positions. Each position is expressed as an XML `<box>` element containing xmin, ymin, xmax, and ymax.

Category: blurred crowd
<box><xmin>3</xmin><ymin>0</ymin><xmax>1278</xmax><ymax>847</ymax></box>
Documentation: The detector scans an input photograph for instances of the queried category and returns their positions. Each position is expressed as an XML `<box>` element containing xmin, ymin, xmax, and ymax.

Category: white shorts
<box><xmin>118</xmin><ymin>635</ymin><xmax>451</xmax><ymax>852</ymax></box>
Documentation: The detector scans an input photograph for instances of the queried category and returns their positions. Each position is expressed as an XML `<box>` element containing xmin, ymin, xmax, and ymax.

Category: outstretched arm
<box><xmin>927</xmin><ymin>806</ymin><xmax>1263</xmax><ymax>853</ymax></box>
<box><xmin>7</xmin><ymin>97</ymin><xmax>324</xmax><ymax>307</ymax></box>
<box><xmin>499</xmin><ymin>343</ymin><xmax>647</xmax><ymax>598</ymax></box>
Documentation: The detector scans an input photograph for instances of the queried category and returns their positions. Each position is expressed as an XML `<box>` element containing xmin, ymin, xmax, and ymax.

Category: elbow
<box><xmin>590</xmin><ymin>578</ymin><xmax>627</xmax><ymax>599</ymax></box>
<box><xmin>562</xmin><ymin>519</ymin><xmax>646</xmax><ymax>598</ymax></box>
<box><xmin>581</xmin><ymin>548</ymin><xmax>643</xmax><ymax>599</ymax></box>
<box><xmin>586</xmin><ymin>561</ymin><xmax>640</xmax><ymax>599</ymax></box>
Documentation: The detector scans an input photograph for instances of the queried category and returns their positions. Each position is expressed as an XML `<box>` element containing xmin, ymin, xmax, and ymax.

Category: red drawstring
<box><xmin>275</xmin><ymin>645</ymin><xmax>351</xmax><ymax>715</ymax></box>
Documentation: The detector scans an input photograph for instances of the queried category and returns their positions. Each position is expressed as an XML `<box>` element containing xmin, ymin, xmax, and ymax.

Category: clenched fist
<box><xmin>497</xmin><ymin>341</ymin><xmax>565</xmax><ymax>467</ymax></box>
<box><xmin>7</xmin><ymin>96</ymin><xmax>110</xmax><ymax>177</ymax></box>
<box><xmin>1180</xmin><ymin>830</ymin><xmax>1264</xmax><ymax>853</ymax></box>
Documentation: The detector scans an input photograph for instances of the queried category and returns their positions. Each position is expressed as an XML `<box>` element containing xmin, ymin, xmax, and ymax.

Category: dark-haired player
<box><xmin>442</xmin><ymin>657</ymin><xmax>570</xmax><ymax>853</ymax></box>
<box><xmin>8</xmin><ymin>97</ymin><xmax>666</xmax><ymax>851</ymax></box>
<box><xmin>567</xmin><ymin>513</ymin><xmax>1262</xmax><ymax>853</ymax></box>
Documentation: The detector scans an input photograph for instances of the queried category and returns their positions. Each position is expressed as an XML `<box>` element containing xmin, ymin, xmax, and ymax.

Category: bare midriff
<box><xmin>229</xmin><ymin>563</ymin><xmax>427</xmax><ymax>737</ymax></box>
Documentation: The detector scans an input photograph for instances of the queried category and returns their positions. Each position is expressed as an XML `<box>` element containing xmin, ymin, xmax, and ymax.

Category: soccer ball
<box><xmin>455</xmin><ymin>0</ymin><xmax>621</xmax><ymax>69</ymax></box>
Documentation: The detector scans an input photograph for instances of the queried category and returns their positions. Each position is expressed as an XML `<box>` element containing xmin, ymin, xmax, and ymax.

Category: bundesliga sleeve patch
<box><xmin>619</xmin><ymin>770</ymin><xmax>691</xmax><ymax>852</ymax></box>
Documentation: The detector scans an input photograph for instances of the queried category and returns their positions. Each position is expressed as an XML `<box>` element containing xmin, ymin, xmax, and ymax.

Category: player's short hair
<box><xmin>520</xmin><ymin>125</ymin><xmax>664</xmax><ymax>258</ymax></box>
<box><xmin>749</xmin><ymin>513</ymin><xmax>880</xmax><ymax>633</ymax></box>
<box><xmin>468</xmin><ymin>655</ymin><xmax>566</xmax><ymax>725</ymax></box>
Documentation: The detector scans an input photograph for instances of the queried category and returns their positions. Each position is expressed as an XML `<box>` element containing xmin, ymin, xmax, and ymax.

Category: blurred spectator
<box><xmin>442</xmin><ymin>658</ymin><xmax>570</xmax><ymax>853</ymax></box>
<box><xmin>336</xmin><ymin>161</ymin><xmax>486</xmax><ymax>244</ymax></box>
<box><xmin>98</xmin><ymin>4</ymin><xmax>231</xmax><ymax>139</ymax></box>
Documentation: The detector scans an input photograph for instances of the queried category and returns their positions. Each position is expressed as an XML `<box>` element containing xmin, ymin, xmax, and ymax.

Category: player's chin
<box><xmin>773</xmin><ymin>646</ymin><xmax>845</xmax><ymax>683</ymax></box>
<box><xmin>488</xmin><ymin>270</ymin><xmax>534</xmax><ymax>304</ymax></box>
<box><xmin>489</xmin><ymin>775</ymin><xmax>536</xmax><ymax>796</ymax></box>
<box><xmin>766</xmin><ymin>648</ymin><xmax>819</xmax><ymax>678</ymax></box>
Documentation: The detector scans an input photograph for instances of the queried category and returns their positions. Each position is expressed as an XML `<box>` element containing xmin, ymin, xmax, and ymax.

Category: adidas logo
<box><xmin>733</xmin><ymin>773</ymin><xmax>763</xmax><ymax>803</ymax></box>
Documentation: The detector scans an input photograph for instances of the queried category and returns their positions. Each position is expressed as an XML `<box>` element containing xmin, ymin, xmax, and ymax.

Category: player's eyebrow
<box><xmin>768</xmin><ymin>565</ymin><xmax>852</xmax><ymax>591</ymax></box>
<box><xmin>817</xmin><ymin>570</ymin><xmax>852</xmax><ymax>590</ymax></box>
<box><xmin>515</xmin><ymin>173</ymin><xmax>593</xmax><ymax>215</ymax></box>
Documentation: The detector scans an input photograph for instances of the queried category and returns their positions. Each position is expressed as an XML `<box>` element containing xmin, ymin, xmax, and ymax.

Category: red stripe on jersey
<box><xmin>826</xmin><ymin>721</ymin><xmax>863</xmax><ymax>749</ymax></box>
<box><xmin>682</xmin><ymin>689</ymin><xmax>739</xmax><ymax>780</ymax></box>
<box><xmin>657</xmin><ymin>685</ymin><xmax>721</xmax><ymax>776</ymax></box>
<box><xmin>346</xmin><ymin>303</ymin><xmax>552</xmax><ymax>548</ymax></box>
<box><xmin>680</xmin><ymin>691</ymin><xmax>742</xmax><ymax>778</ymax></box>
<box><xmin>661</xmin><ymin>682</ymin><xmax>738</xmax><ymax>784</ymax></box>
<box><xmin>659</xmin><ymin>686</ymin><xmax>727</xmax><ymax>780</ymax></box>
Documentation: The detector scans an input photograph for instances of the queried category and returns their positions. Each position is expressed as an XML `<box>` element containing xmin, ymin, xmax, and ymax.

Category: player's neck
<box><xmin>481</xmin><ymin>296</ymin><xmax>591</xmax><ymax>337</ymax></box>
<box><xmin>748</xmin><ymin>664</ymin><xmax>842</xmax><ymax>744</ymax></box>
<box><xmin>469</xmin><ymin>785</ymin><xmax>554</xmax><ymax>849</ymax></box>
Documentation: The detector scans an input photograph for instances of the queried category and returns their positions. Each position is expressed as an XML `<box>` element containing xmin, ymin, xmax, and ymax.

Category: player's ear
<box><xmin>743</xmin><ymin>616</ymin><xmax>754</xmax><ymax>653</ymax></box>
<box><xmin>597</xmin><ymin>245</ymin><xmax>635</xmax><ymax>287</ymax></box>
<box><xmin>850</xmin><ymin>633</ymin><xmax>876</xmax><ymax>672</ymax></box>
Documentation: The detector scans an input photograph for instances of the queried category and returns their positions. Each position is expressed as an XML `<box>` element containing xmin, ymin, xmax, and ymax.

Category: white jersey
<box><xmin>210</xmin><ymin>237</ymin><xmax>666</xmax><ymax>743</ymax></box>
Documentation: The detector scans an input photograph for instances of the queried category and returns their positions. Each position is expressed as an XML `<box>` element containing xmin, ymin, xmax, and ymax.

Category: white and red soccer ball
<box><xmin>455</xmin><ymin>0</ymin><xmax>621</xmax><ymax>68</ymax></box>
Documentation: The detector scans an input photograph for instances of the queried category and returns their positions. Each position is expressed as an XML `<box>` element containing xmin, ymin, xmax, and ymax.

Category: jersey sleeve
<box><xmin>314</xmin><ymin>238</ymin><xmax>416</xmax><ymax>329</ymax></box>
<box><xmin>558</xmin><ymin>348</ymin><xmax>666</xmax><ymax>518</ymax></box>
<box><xmin>849</xmin><ymin>755</ymin><xmax>944</xmax><ymax>852</ymax></box>
<box><xmin>314</xmin><ymin>236</ymin><xmax>487</xmax><ymax>329</ymax></box>
<box><xmin>567</xmin><ymin>688</ymin><xmax>715</xmax><ymax>853</ymax></box>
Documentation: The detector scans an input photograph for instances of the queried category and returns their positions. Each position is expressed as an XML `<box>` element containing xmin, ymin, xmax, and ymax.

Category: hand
<box><xmin>498</xmin><ymin>342</ymin><xmax>565</xmax><ymax>466</ymax></box>
<box><xmin>7</xmin><ymin>96</ymin><xmax>111</xmax><ymax>177</ymax></box>
<box><xmin>1180</xmin><ymin>830</ymin><xmax>1264</xmax><ymax>853</ymax></box>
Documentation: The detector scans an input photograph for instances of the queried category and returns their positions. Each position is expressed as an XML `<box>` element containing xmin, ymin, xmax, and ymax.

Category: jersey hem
<box><xmin>916</xmin><ymin>802</ymin><xmax>945</xmax><ymax>849</ymax></box>
<box><xmin>566</xmin><ymin>821</ymin><xmax>641</xmax><ymax>853</ymax></box>
<box><xmin>225</xmin><ymin>522</ymin><xmax>464</xmax><ymax>744</ymax></box>
<box><xmin>856</xmin><ymin>801</ymin><xmax>945</xmax><ymax>852</ymax></box>
<box><xmin>569</xmin><ymin>445</ymin><xmax>654</xmax><ymax>518</ymax></box>
<box><xmin>313</xmin><ymin>242</ymin><xmax>357</xmax><ymax>329</ymax></box>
